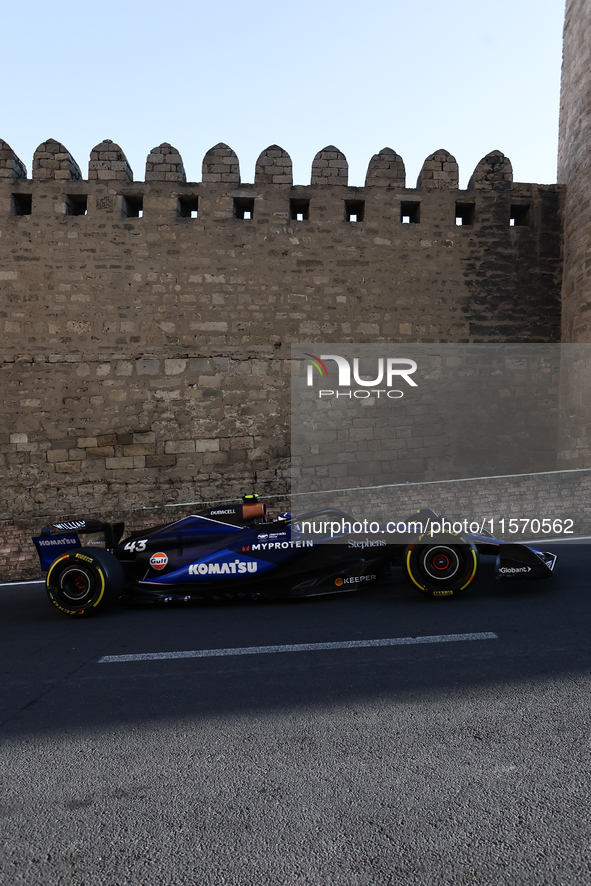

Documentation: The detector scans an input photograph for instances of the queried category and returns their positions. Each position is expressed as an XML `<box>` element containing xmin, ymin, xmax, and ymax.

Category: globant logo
<box><xmin>499</xmin><ymin>566</ymin><xmax>531</xmax><ymax>574</ymax></box>
<box><xmin>304</xmin><ymin>353</ymin><xmax>417</xmax><ymax>400</ymax></box>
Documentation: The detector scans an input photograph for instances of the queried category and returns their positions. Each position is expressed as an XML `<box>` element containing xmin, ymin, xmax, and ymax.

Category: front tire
<box><xmin>405</xmin><ymin>540</ymin><xmax>478</xmax><ymax>598</ymax></box>
<box><xmin>46</xmin><ymin>547</ymin><xmax>124</xmax><ymax>616</ymax></box>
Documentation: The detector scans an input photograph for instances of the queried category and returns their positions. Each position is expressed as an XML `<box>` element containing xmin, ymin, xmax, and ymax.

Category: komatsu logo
<box><xmin>189</xmin><ymin>559</ymin><xmax>258</xmax><ymax>576</ymax></box>
<box><xmin>37</xmin><ymin>537</ymin><xmax>78</xmax><ymax>547</ymax></box>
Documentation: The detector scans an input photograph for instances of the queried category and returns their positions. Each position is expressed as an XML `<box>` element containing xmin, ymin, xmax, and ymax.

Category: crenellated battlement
<box><xmin>0</xmin><ymin>134</ymin><xmax>562</xmax><ymax>360</ymax></box>
<box><xmin>0</xmin><ymin>134</ymin><xmax>563</xmax><ymax>361</ymax></box>
<box><xmin>1</xmin><ymin>137</ymin><xmax>516</xmax><ymax>190</ymax></box>
<box><xmin>0</xmin><ymin>137</ymin><xmax>558</xmax><ymax>236</ymax></box>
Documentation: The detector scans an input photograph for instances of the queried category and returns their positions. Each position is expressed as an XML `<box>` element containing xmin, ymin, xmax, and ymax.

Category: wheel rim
<box><xmin>421</xmin><ymin>546</ymin><xmax>461</xmax><ymax>582</ymax></box>
<box><xmin>57</xmin><ymin>565</ymin><xmax>96</xmax><ymax>604</ymax></box>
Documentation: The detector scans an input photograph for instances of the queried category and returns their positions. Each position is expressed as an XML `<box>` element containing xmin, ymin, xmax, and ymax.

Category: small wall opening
<box><xmin>233</xmin><ymin>197</ymin><xmax>254</xmax><ymax>220</ymax></box>
<box><xmin>455</xmin><ymin>202</ymin><xmax>475</xmax><ymax>226</ymax></box>
<box><xmin>401</xmin><ymin>201</ymin><xmax>420</xmax><ymax>224</ymax></box>
<box><xmin>65</xmin><ymin>194</ymin><xmax>88</xmax><ymax>216</ymax></box>
<box><xmin>290</xmin><ymin>198</ymin><xmax>310</xmax><ymax>221</ymax></box>
<box><xmin>510</xmin><ymin>204</ymin><xmax>530</xmax><ymax>226</ymax></box>
<box><xmin>11</xmin><ymin>194</ymin><xmax>32</xmax><ymax>216</ymax></box>
<box><xmin>345</xmin><ymin>200</ymin><xmax>365</xmax><ymax>223</ymax></box>
<box><xmin>178</xmin><ymin>196</ymin><xmax>199</xmax><ymax>218</ymax></box>
<box><xmin>122</xmin><ymin>195</ymin><xmax>144</xmax><ymax>218</ymax></box>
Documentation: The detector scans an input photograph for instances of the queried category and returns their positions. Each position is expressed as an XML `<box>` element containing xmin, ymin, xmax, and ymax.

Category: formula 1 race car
<box><xmin>32</xmin><ymin>496</ymin><xmax>557</xmax><ymax>617</ymax></box>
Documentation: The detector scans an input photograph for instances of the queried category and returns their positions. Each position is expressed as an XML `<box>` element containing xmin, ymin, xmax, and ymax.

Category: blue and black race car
<box><xmin>32</xmin><ymin>495</ymin><xmax>557</xmax><ymax>617</ymax></box>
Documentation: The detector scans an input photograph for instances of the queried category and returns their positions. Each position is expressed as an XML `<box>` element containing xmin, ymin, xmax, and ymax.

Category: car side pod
<box><xmin>495</xmin><ymin>544</ymin><xmax>557</xmax><ymax>579</ymax></box>
<box><xmin>404</xmin><ymin>538</ymin><xmax>479</xmax><ymax>598</ymax></box>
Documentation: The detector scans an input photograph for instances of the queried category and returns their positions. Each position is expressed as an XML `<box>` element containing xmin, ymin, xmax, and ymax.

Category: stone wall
<box><xmin>0</xmin><ymin>138</ymin><xmax>564</xmax><ymax>579</ymax></box>
<box><xmin>291</xmin><ymin>469</ymin><xmax>591</xmax><ymax>542</ymax></box>
<box><xmin>558</xmin><ymin>0</ymin><xmax>591</xmax><ymax>341</ymax></box>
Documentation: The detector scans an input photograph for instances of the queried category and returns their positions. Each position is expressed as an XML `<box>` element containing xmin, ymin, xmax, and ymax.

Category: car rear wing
<box><xmin>32</xmin><ymin>519</ymin><xmax>125</xmax><ymax>571</ymax></box>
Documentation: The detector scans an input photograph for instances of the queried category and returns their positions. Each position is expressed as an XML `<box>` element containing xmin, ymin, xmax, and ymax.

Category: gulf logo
<box><xmin>150</xmin><ymin>552</ymin><xmax>168</xmax><ymax>570</ymax></box>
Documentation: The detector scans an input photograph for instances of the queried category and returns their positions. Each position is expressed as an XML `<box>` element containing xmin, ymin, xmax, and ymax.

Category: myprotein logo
<box><xmin>252</xmin><ymin>540</ymin><xmax>313</xmax><ymax>550</ymax></box>
<box><xmin>304</xmin><ymin>353</ymin><xmax>417</xmax><ymax>400</ymax></box>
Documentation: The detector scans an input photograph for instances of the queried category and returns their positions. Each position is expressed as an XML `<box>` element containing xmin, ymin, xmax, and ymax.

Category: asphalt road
<box><xmin>1</xmin><ymin>545</ymin><xmax>590</xmax><ymax>885</ymax></box>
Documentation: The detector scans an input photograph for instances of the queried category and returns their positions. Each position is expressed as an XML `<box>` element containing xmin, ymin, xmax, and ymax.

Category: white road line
<box><xmin>98</xmin><ymin>632</ymin><xmax>498</xmax><ymax>663</ymax></box>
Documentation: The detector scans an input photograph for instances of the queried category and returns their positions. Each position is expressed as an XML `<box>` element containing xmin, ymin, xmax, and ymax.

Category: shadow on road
<box><xmin>0</xmin><ymin>545</ymin><xmax>588</xmax><ymax>737</ymax></box>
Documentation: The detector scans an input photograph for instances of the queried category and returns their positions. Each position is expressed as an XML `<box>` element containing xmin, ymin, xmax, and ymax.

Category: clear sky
<box><xmin>2</xmin><ymin>0</ymin><xmax>565</xmax><ymax>189</ymax></box>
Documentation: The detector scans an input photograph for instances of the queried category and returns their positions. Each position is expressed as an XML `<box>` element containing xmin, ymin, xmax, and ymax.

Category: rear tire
<box><xmin>46</xmin><ymin>547</ymin><xmax>124</xmax><ymax>616</ymax></box>
<box><xmin>405</xmin><ymin>540</ymin><xmax>478</xmax><ymax>598</ymax></box>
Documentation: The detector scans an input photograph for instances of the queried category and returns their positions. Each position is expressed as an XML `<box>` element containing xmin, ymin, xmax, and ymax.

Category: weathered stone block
<box><xmin>165</xmin><ymin>359</ymin><xmax>186</xmax><ymax>375</ymax></box>
<box><xmin>164</xmin><ymin>440</ymin><xmax>196</xmax><ymax>454</ymax></box>
<box><xmin>55</xmin><ymin>461</ymin><xmax>81</xmax><ymax>473</ymax></box>
<box><xmin>86</xmin><ymin>446</ymin><xmax>115</xmax><ymax>459</ymax></box>
<box><xmin>195</xmin><ymin>440</ymin><xmax>219</xmax><ymax>452</ymax></box>
<box><xmin>146</xmin><ymin>455</ymin><xmax>176</xmax><ymax>468</ymax></box>
<box><xmin>123</xmin><ymin>444</ymin><xmax>156</xmax><ymax>456</ymax></box>
<box><xmin>137</xmin><ymin>358</ymin><xmax>160</xmax><ymax>375</ymax></box>
<box><xmin>105</xmin><ymin>457</ymin><xmax>135</xmax><ymax>470</ymax></box>
<box><xmin>133</xmin><ymin>432</ymin><xmax>156</xmax><ymax>444</ymax></box>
